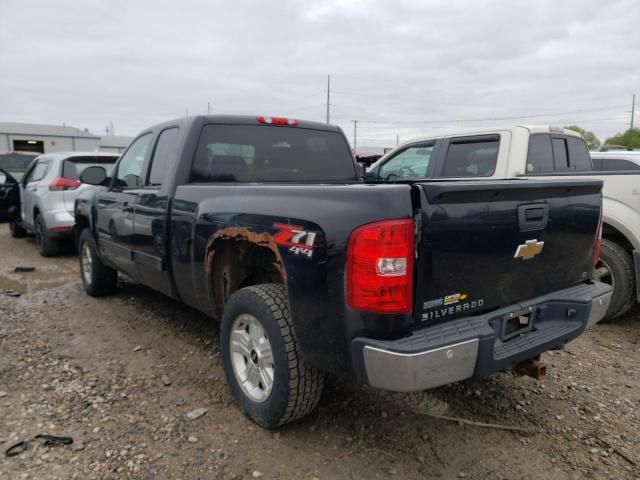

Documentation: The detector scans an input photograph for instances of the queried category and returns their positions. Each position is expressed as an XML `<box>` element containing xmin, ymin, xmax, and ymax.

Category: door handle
<box><xmin>517</xmin><ymin>204</ymin><xmax>549</xmax><ymax>232</ymax></box>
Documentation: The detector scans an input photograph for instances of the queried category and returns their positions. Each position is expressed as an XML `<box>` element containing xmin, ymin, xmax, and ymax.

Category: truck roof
<box><xmin>407</xmin><ymin>125</ymin><xmax>583</xmax><ymax>143</ymax></box>
<box><xmin>139</xmin><ymin>115</ymin><xmax>343</xmax><ymax>137</ymax></box>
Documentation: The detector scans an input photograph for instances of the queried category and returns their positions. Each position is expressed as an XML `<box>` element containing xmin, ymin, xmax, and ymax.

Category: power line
<box><xmin>333</xmin><ymin>105</ymin><xmax>627</xmax><ymax>125</ymax></box>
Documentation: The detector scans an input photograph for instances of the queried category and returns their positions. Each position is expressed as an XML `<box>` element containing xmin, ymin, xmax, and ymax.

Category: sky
<box><xmin>0</xmin><ymin>0</ymin><xmax>638</xmax><ymax>151</ymax></box>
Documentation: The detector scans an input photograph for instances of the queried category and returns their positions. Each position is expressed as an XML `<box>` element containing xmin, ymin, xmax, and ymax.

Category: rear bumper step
<box><xmin>352</xmin><ymin>281</ymin><xmax>612</xmax><ymax>392</ymax></box>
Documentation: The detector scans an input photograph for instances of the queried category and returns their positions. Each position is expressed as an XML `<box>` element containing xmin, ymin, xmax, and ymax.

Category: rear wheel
<box><xmin>35</xmin><ymin>214</ymin><xmax>59</xmax><ymax>257</ymax></box>
<box><xmin>593</xmin><ymin>239</ymin><xmax>635</xmax><ymax>320</ymax></box>
<box><xmin>78</xmin><ymin>229</ymin><xmax>118</xmax><ymax>296</ymax></box>
<box><xmin>9</xmin><ymin>218</ymin><xmax>27</xmax><ymax>238</ymax></box>
<box><xmin>220</xmin><ymin>284</ymin><xmax>324</xmax><ymax>427</ymax></box>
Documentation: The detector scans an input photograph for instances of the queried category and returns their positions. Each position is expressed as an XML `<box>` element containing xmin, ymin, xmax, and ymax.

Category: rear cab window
<box><xmin>527</xmin><ymin>134</ymin><xmax>592</xmax><ymax>173</ymax></box>
<box><xmin>63</xmin><ymin>156</ymin><xmax>119</xmax><ymax>180</ymax></box>
<box><xmin>190</xmin><ymin>125</ymin><xmax>357</xmax><ymax>183</ymax></box>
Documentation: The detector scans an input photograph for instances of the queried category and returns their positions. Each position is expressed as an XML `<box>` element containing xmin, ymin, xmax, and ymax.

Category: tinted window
<box><xmin>591</xmin><ymin>157</ymin><xmax>602</xmax><ymax>170</ymax></box>
<box><xmin>597</xmin><ymin>158</ymin><xmax>640</xmax><ymax>171</ymax></box>
<box><xmin>552</xmin><ymin>138</ymin><xmax>568</xmax><ymax>170</ymax></box>
<box><xmin>191</xmin><ymin>125</ymin><xmax>356</xmax><ymax>183</ymax></box>
<box><xmin>63</xmin><ymin>156</ymin><xmax>118</xmax><ymax>180</ymax></box>
<box><xmin>115</xmin><ymin>134</ymin><xmax>153</xmax><ymax>188</ymax></box>
<box><xmin>148</xmin><ymin>127</ymin><xmax>180</xmax><ymax>186</ymax></box>
<box><xmin>378</xmin><ymin>144</ymin><xmax>433</xmax><ymax>180</ymax></box>
<box><xmin>441</xmin><ymin>137</ymin><xmax>499</xmax><ymax>177</ymax></box>
<box><xmin>526</xmin><ymin>134</ymin><xmax>554</xmax><ymax>173</ymax></box>
<box><xmin>29</xmin><ymin>162</ymin><xmax>48</xmax><ymax>182</ymax></box>
<box><xmin>566</xmin><ymin>137</ymin><xmax>592</xmax><ymax>172</ymax></box>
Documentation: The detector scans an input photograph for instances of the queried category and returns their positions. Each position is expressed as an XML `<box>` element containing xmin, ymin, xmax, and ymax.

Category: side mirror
<box><xmin>365</xmin><ymin>170</ymin><xmax>378</xmax><ymax>181</ymax></box>
<box><xmin>80</xmin><ymin>165</ymin><xmax>108</xmax><ymax>186</ymax></box>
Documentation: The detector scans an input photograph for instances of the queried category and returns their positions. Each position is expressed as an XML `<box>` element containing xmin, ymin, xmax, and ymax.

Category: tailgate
<box><xmin>414</xmin><ymin>179</ymin><xmax>602</xmax><ymax>324</ymax></box>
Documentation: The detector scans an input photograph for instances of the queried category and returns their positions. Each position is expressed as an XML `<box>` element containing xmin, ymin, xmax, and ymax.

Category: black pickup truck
<box><xmin>75</xmin><ymin>115</ymin><xmax>612</xmax><ymax>427</ymax></box>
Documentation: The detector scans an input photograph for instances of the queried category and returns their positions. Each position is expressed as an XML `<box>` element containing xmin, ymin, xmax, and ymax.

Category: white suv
<box><xmin>12</xmin><ymin>152</ymin><xmax>119</xmax><ymax>256</ymax></box>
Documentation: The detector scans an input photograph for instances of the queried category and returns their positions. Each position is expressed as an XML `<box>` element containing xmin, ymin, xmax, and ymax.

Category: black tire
<box><xmin>594</xmin><ymin>239</ymin><xmax>635</xmax><ymax>320</ymax></box>
<box><xmin>220</xmin><ymin>283</ymin><xmax>324</xmax><ymax>428</ymax></box>
<box><xmin>78</xmin><ymin>229</ymin><xmax>118</xmax><ymax>296</ymax></box>
<box><xmin>9</xmin><ymin>218</ymin><xmax>27</xmax><ymax>238</ymax></box>
<box><xmin>34</xmin><ymin>214</ymin><xmax>59</xmax><ymax>257</ymax></box>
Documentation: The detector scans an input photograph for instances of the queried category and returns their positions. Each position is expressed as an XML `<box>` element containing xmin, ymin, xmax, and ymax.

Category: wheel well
<box><xmin>603</xmin><ymin>223</ymin><xmax>634</xmax><ymax>253</ymax></box>
<box><xmin>206</xmin><ymin>234</ymin><xmax>285</xmax><ymax>317</ymax></box>
<box><xmin>76</xmin><ymin>215</ymin><xmax>90</xmax><ymax>233</ymax></box>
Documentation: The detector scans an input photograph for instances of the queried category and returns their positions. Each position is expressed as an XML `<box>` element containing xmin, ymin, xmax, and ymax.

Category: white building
<box><xmin>0</xmin><ymin>122</ymin><xmax>132</xmax><ymax>154</ymax></box>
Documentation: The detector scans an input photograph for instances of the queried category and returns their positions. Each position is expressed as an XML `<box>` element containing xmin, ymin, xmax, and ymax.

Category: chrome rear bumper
<box><xmin>354</xmin><ymin>282</ymin><xmax>612</xmax><ymax>392</ymax></box>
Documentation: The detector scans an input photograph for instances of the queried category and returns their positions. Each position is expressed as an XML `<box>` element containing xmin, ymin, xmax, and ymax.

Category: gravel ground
<box><xmin>0</xmin><ymin>223</ymin><xmax>638</xmax><ymax>480</ymax></box>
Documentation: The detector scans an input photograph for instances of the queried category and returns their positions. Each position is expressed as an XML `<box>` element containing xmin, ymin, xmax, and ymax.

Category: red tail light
<box><xmin>347</xmin><ymin>219</ymin><xmax>414</xmax><ymax>314</ymax></box>
<box><xmin>257</xmin><ymin>116</ymin><xmax>299</xmax><ymax>126</ymax></box>
<box><xmin>49</xmin><ymin>177</ymin><xmax>81</xmax><ymax>191</ymax></box>
<box><xmin>593</xmin><ymin>215</ymin><xmax>603</xmax><ymax>266</ymax></box>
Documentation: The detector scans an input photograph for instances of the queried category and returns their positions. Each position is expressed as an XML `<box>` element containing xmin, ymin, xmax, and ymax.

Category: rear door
<box><xmin>95</xmin><ymin>134</ymin><xmax>153</xmax><ymax>278</ymax></box>
<box><xmin>0</xmin><ymin>168</ymin><xmax>19</xmax><ymax>219</ymax></box>
<box><xmin>21</xmin><ymin>159</ymin><xmax>49</xmax><ymax>229</ymax></box>
<box><xmin>414</xmin><ymin>179</ymin><xmax>602</xmax><ymax>324</ymax></box>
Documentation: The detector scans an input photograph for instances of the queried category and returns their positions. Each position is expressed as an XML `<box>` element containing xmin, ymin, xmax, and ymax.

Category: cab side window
<box><xmin>114</xmin><ymin>134</ymin><xmax>153</xmax><ymax>188</ymax></box>
<box><xmin>440</xmin><ymin>135</ymin><xmax>499</xmax><ymax>177</ymax></box>
<box><xmin>148</xmin><ymin>127</ymin><xmax>180</xmax><ymax>187</ymax></box>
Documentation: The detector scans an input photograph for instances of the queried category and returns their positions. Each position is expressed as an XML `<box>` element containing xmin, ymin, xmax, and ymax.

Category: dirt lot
<box><xmin>0</xmin><ymin>224</ymin><xmax>638</xmax><ymax>480</ymax></box>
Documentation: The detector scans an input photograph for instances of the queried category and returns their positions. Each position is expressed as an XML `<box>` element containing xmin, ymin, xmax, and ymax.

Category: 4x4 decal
<box><xmin>273</xmin><ymin>223</ymin><xmax>316</xmax><ymax>258</ymax></box>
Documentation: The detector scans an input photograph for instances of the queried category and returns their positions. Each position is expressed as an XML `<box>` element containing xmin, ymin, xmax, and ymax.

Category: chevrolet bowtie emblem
<box><xmin>514</xmin><ymin>239</ymin><xmax>544</xmax><ymax>260</ymax></box>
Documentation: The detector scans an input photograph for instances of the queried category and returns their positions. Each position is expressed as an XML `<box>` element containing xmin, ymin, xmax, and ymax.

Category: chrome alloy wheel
<box><xmin>229</xmin><ymin>313</ymin><xmax>274</xmax><ymax>402</ymax></box>
<box><xmin>81</xmin><ymin>242</ymin><xmax>93</xmax><ymax>285</ymax></box>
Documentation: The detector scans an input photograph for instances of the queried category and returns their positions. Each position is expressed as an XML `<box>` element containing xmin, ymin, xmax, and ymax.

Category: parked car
<box><xmin>590</xmin><ymin>150</ymin><xmax>640</xmax><ymax>172</ymax></box>
<box><xmin>0</xmin><ymin>168</ymin><xmax>20</xmax><ymax>221</ymax></box>
<box><xmin>368</xmin><ymin>126</ymin><xmax>639</xmax><ymax>320</ymax></box>
<box><xmin>12</xmin><ymin>152</ymin><xmax>119</xmax><ymax>256</ymax></box>
<box><xmin>75</xmin><ymin>115</ymin><xmax>610</xmax><ymax>427</ymax></box>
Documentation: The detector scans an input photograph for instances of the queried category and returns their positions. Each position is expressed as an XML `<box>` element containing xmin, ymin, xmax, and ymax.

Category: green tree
<box><xmin>565</xmin><ymin>125</ymin><xmax>601</xmax><ymax>150</ymax></box>
<box><xmin>604</xmin><ymin>128</ymin><xmax>640</xmax><ymax>149</ymax></box>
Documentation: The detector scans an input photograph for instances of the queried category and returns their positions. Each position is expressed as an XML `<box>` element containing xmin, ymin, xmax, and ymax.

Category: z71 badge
<box><xmin>273</xmin><ymin>223</ymin><xmax>317</xmax><ymax>258</ymax></box>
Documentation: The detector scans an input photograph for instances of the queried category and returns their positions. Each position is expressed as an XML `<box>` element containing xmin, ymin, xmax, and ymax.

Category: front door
<box><xmin>132</xmin><ymin>126</ymin><xmax>180</xmax><ymax>297</ymax></box>
<box><xmin>95</xmin><ymin>133</ymin><xmax>153</xmax><ymax>279</ymax></box>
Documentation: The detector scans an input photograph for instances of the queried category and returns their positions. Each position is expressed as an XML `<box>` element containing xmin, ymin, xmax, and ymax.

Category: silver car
<box><xmin>12</xmin><ymin>152</ymin><xmax>119</xmax><ymax>256</ymax></box>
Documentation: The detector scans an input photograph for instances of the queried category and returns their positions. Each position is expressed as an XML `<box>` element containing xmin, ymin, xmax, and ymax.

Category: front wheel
<box><xmin>220</xmin><ymin>284</ymin><xmax>324</xmax><ymax>427</ymax></box>
<box><xmin>78</xmin><ymin>229</ymin><xmax>118</xmax><ymax>296</ymax></box>
<box><xmin>593</xmin><ymin>239</ymin><xmax>635</xmax><ymax>320</ymax></box>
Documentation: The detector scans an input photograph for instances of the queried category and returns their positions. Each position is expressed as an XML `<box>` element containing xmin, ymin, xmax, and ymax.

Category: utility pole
<box><xmin>109</xmin><ymin>120</ymin><xmax>114</xmax><ymax>136</ymax></box>
<box><xmin>207</xmin><ymin>101</ymin><xmax>211</xmax><ymax>115</ymax></box>
<box><xmin>185</xmin><ymin>108</ymin><xmax>189</xmax><ymax>118</ymax></box>
<box><xmin>631</xmin><ymin>94</ymin><xmax>636</xmax><ymax>130</ymax></box>
<box><xmin>396</xmin><ymin>134</ymin><xmax>399</xmax><ymax>146</ymax></box>
<box><xmin>352</xmin><ymin>120</ymin><xmax>358</xmax><ymax>154</ymax></box>
<box><xmin>326</xmin><ymin>75</ymin><xmax>331</xmax><ymax>124</ymax></box>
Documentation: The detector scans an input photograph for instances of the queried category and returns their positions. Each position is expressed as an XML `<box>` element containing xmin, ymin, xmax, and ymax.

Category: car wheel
<box><xmin>220</xmin><ymin>283</ymin><xmax>324</xmax><ymax>427</ymax></box>
<box><xmin>78</xmin><ymin>229</ymin><xmax>118</xmax><ymax>296</ymax></box>
<box><xmin>593</xmin><ymin>238</ymin><xmax>635</xmax><ymax>320</ymax></box>
<box><xmin>9</xmin><ymin>218</ymin><xmax>27</xmax><ymax>238</ymax></box>
<box><xmin>35</xmin><ymin>214</ymin><xmax>59</xmax><ymax>257</ymax></box>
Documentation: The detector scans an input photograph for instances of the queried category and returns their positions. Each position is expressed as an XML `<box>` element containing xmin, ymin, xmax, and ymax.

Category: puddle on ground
<box><xmin>0</xmin><ymin>270</ymin><xmax>71</xmax><ymax>294</ymax></box>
